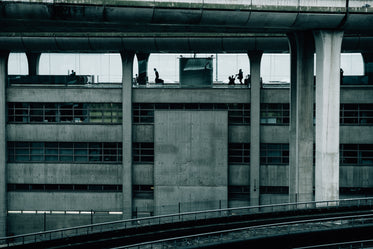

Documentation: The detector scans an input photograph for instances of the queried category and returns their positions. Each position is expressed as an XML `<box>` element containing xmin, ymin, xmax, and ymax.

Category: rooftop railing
<box><xmin>1</xmin><ymin>197</ymin><xmax>373</xmax><ymax>247</ymax></box>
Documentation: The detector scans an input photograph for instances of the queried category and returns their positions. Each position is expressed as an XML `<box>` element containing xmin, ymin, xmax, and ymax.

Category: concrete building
<box><xmin>0</xmin><ymin>0</ymin><xmax>373</xmax><ymax>236</ymax></box>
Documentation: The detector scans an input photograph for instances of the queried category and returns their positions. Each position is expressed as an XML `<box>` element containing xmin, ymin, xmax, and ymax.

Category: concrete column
<box><xmin>120</xmin><ymin>51</ymin><xmax>135</xmax><ymax>219</ymax></box>
<box><xmin>136</xmin><ymin>53</ymin><xmax>150</xmax><ymax>85</ymax></box>
<box><xmin>314</xmin><ymin>30</ymin><xmax>344</xmax><ymax>203</ymax></box>
<box><xmin>288</xmin><ymin>32</ymin><xmax>315</xmax><ymax>203</ymax></box>
<box><xmin>248</xmin><ymin>51</ymin><xmax>263</xmax><ymax>206</ymax></box>
<box><xmin>362</xmin><ymin>53</ymin><xmax>373</xmax><ymax>83</ymax></box>
<box><xmin>26</xmin><ymin>52</ymin><xmax>41</xmax><ymax>76</ymax></box>
<box><xmin>0</xmin><ymin>51</ymin><xmax>9</xmax><ymax>237</ymax></box>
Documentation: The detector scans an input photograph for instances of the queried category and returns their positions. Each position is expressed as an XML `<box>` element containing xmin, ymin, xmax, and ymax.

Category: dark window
<box><xmin>133</xmin><ymin>143</ymin><xmax>154</xmax><ymax>163</ymax></box>
<box><xmin>340</xmin><ymin>144</ymin><xmax>373</xmax><ymax>166</ymax></box>
<box><xmin>261</xmin><ymin>103</ymin><xmax>290</xmax><ymax>125</ymax></box>
<box><xmin>260</xmin><ymin>186</ymin><xmax>289</xmax><ymax>194</ymax></box>
<box><xmin>228</xmin><ymin>104</ymin><xmax>250</xmax><ymax>125</ymax></box>
<box><xmin>7</xmin><ymin>102</ymin><xmax>122</xmax><ymax>124</ymax></box>
<box><xmin>260</xmin><ymin>144</ymin><xmax>289</xmax><ymax>165</ymax></box>
<box><xmin>133</xmin><ymin>185</ymin><xmax>154</xmax><ymax>199</ymax></box>
<box><xmin>228</xmin><ymin>186</ymin><xmax>250</xmax><ymax>200</ymax></box>
<box><xmin>340</xmin><ymin>104</ymin><xmax>373</xmax><ymax>125</ymax></box>
<box><xmin>8</xmin><ymin>142</ymin><xmax>122</xmax><ymax>163</ymax></box>
<box><xmin>228</xmin><ymin>143</ymin><xmax>250</xmax><ymax>164</ymax></box>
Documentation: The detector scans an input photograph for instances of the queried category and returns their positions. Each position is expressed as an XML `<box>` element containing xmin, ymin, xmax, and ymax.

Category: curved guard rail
<box><xmin>1</xmin><ymin>197</ymin><xmax>372</xmax><ymax>247</ymax></box>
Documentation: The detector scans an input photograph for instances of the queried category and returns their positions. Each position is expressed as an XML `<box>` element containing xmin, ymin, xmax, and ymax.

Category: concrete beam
<box><xmin>120</xmin><ymin>51</ymin><xmax>135</xmax><ymax>219</ymax></box>
<box><xmin>248</xmin><ymin>51</ymin><xmax>262</xmax><ymax>206</ymax></box>
<box><xmin>314</xmin><ymin>30</ymin><xmax>344</xmax><ymax>204</ymax></box>
<box><xmin>0</xmin><ymin>51</ymin><xmax>9</xmax><ymax>237</ymax></box>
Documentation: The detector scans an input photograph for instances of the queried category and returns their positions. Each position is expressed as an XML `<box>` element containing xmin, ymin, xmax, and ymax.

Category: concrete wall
<box><xmin>133</xmin><ymin>125</ymin><xmax>153</xmax><ymax>142</ymax></box>
<box><xmin>8</xmin><ymin>192</ymin><xmax>122</xmax><ymax>211</ymax></box>
<box><xmin>7</xmin><ymin>163</ymin><xmax>122</xmax><ymax>185</ymax></box>
<box><xmin>133</xmin><ymin>88</ymin><xmax>250</xmax><ymax>103</ymax></box>
<box><xmin>7</xmin><ymin>213</ymin><xmax>122</xmax><ymax>235</ymax></box>
<box><xmin>8</xmin><ymin>124</ymin><xmax>121</xmax><ymax>142</ymax></box>
<box><xmin>154</xmin><ymin>110</ymin><xmax>228</xmax><ymax>215</ymax></box>
<box><xmin>260</xmin><ymin>165</ymin><xmax>288</xmax><ymax>186</ymax></box>
<box><xmin>133</xmin><ymin>164</ymin><xmax>154</xmax><ymax>185</ymax></box>
<box><xmin>229</xmin><ymin>165</ymin><xmax>250</xmax><ymax>186</ymax></box>
<box><xmin>340</xmin><ymin>167</ymin><xmax>373</xmax><ymax>188</ymax></box>
<box><xmin>7</xmin><ymin>87</ymin><xmax>122</xmax><ymax>103</ymax></box>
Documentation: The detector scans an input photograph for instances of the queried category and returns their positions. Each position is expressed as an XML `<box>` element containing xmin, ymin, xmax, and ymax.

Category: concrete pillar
<box><xmin>362</xmin><ymin>53</ymin><xmax>373</xmax><ymax>83</ymax></box>
<box><xmin>288</xmin><ymin>32</ymin><xmax>315</xmax><ymax>203</ymax></box>
<box><xmin>26</xmin><ymin>52</ymin><xmax>41</xmax><ymax>76</ymax></box>
<box><xmin>120</xmin><ymin>51</ymin><xmax>135</xmax><ymax>219</ymax></box>
<box><xmin>314</xmin><ymin>30</ymin><xmax>344</xmax><ymax>203</ymax></box>
<box><xmin>136</xmin><ymin>53</ymin><xmax>150</xmax><ymax>85</ymax></box>
<box><xmin>0</xmin><ymin>51</ymin><xmax>9</xmax><ymax>237</ymax></box>
<box><xmin>248</xmin><ymin>51</ymin><xmax>263</xmax><ymax>206</ymax></box>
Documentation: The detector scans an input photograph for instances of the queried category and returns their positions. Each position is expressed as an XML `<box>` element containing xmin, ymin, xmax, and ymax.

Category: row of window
<box><xmin>8</xmin><ymin>184</ymin><xmax>372</xmax><ymax>198</ymax></box>
<box><xmin>340</xmin><ymin>144</ymin><xmax>373</xmax><ymax>165</ymax></box>
<box><xmin>134</xmin><ymin>103</ymin><xmax>373</xmax><ymax>125</ymax></box>
<box><xmin>340</xmin><ymin>104</ymin><xmax>373</xmax><ymax>125</ymax></box>
<box><xmin>7</xmin><ymin>142</ymin><xmax>123</xmax><ymax>163</ymax></box>
<box><xmin>8</xmin><ymin>103</ymin><xmax>122</xmax><ymax>124</ymax></box>
<box><xmin>7</xmin><ymin>142</ymin><xmax>373</xmax><ymax>166</ymax></box>
<box><xmin>133</xmin><ymin>103</ymin><xmax>251</xmax><ymax>124</ymax></box>
<box><xmin>228</xmin><ymin>186</ymin><xmax>289</xmax><ymax>200</ymax></box>
<box><xmin>229</xmin><ymin>143</ymin><xmax>373</xmax><ymax>166</ymax></box>
<box><xmin>7</xmin><ymin>102</ymin><xmax>373</xmax><ymax>125</ymax></box>
<box><xmin>7</xmin><ymin>184</ymin><xmax>153</xmax><ymax>196</ymax></box>
<box><xmin>7</xmin><ymin>184</ymin><xmax>122</xmax><ymax>192</ymax></box>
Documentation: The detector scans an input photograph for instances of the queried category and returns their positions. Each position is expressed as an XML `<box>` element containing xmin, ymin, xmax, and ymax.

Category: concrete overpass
<box><xmin>0</xmin><ymin>0</ymin><xmax>373</xmax><ymax>52</ymax></box>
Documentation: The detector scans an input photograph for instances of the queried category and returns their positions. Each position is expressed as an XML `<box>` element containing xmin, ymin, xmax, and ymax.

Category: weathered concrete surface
<box><xmin>8</xmin><ymin>213</ymin><xmax>121</xmax><ymax>235</ymax></box>
<box><xmin>133</xmin><ymin>88</ymin><xmax>250</xmax><ymax>103</ymax></box>
<box><xmin>8</xmin><ymin>192</ymin><xmax>122</xmax><ymax>211</ymax></box>
<box><xmin>314</xmin><ymin>30</ymin><xmax>344</xmax><ymax>203</ymax></box>
<box><xmin>0</xmin><ymin>52</ymin><xmax>9</xmax><ymax>237</ymax></box>
<box><xmin>289</xmin><ymin>32</ymin><xmax>315</xmax><ymax>203</ymax></box>
<box><xmin>7</xmin><ymin>87</ymin><xmax>122</xmax><ymax>103</ymax></box>
<box><xmin>7</xmin><ymin>124</ymin><xmax>122</xmax><ymax>142</ymax></box>
<box><xmin>121</xmin><ymin>52</ymin><xmax>135</xmax><ymax>219</ymax></box>
<box><xmin>154</xmin><ymin>110</ymin><xmax>227</xmax><ymax>215</ymax></box>
<box><xmin>26</xmin><ymin>52</ymin><xmax>41</xmax><ymax>76</ymax></box>
<box><xmin>7</xmin><ymin>163</ymin><xmax>122</xmax><ymax>185</ymax></box>
<box><xmin>249</xmin><ymin>51</ymin><xmax>262</xmax><ymax>206</ymax></box>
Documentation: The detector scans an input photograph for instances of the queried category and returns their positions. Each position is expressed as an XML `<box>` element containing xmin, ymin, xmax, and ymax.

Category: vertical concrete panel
<box><xmin>288</xmin><ymin>33</ymin><xmax>297</xmax><ymax>203</ymax></box>
<box><xmin>121</xmin><ymin>52</ymin><xmax>135</xmax><ymax>219</ymax></box>
<box><xmin>248</xmin><ymin>51</ymin><xmax>263</xmax><ymax>206</ymax></box>
<box><xmin>154</xmin><ymin>110</ymin><xmax>228</xmax><ymax>215</ymax></box>
<box><xmin>288</xmin><ymin>32</ymin><xmax>315</xmax><ymax>203</ymax></box>
<box><xmin>314</xmin><ymin>30</ymin><xmax>343</xmax><ymax>204</ymax></box>
<box><xmin>0</xmin><ymin>51</ymin><xmax>9</xmax><ymax>237</ymax></box>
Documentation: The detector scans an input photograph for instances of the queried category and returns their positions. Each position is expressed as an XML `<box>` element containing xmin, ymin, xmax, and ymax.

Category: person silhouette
<box><xmin>237</xmin><ymin>69</ymin><xmax>243</xmax><ymax>84</ymax></box>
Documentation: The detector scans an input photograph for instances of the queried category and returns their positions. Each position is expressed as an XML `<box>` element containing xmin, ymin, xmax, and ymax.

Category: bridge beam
<box><xmin>314</xmin><ymin>30</ymin><xmax>344</xmax><ymax>204</ymax></box>
<box><xmin>288</xmin><ymin>32</ymin><xmax>315</xmax><ymax>203</ymax></box>
<box><xmin>0</xmin><ymin>51</ymin><xmax>9</xmax><ymax>237</ymax></box>
<box><xmin>248</xmin><ymin>51</ymin><xmax>263</xmax><ymax>206</ymax></box>
<box><xmin>121</xmin><ymin>51</ymin><xmax>135</xmax><ymax>219</ymax></box>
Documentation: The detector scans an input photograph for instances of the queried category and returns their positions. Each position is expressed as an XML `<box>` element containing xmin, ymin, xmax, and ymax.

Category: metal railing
<box><xmin>112</xmin><ymin>213</ymin><xmax>373</xmax><ymax>249</ymax></box>
<box><xmin>1</xmin><ymin>197</ymin><xmax>373</xmax><ymax>247</ymax></box>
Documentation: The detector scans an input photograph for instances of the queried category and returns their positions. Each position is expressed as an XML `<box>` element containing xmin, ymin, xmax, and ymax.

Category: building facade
<box><xmin>1</xmin><ymin>52</ymin><xmax>373</xmax><ymax>235</ymax></box>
